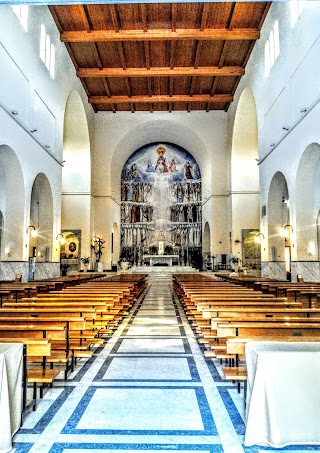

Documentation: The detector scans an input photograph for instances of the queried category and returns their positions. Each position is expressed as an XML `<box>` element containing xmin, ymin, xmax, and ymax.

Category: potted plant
<box><xmin>81</xmin><ymin>257</ymin><xmax>90</xmax><ymax>271</ymax></box>
<box><xmin>229</xmin><ymin>256</ymin><xmax>241</xmax><ymax>272</ymax></box>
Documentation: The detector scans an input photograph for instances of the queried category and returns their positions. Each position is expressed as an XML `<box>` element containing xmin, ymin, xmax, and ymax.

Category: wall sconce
<box><xmin>11</xmin><ymin>110</ymin><xmax>18</xmax><ymax>115</ymax></box>
<box><xmin>270</xmin><ymin>143</ymin><xmax>275</xmax><ymax>147</ymax></box>
<box><xmin>30</xmin><ymin>129</ymin><xmax>37</xmax><ymax>133</ymax></box>
<box><xmin>281</xmin><ymin>224</ymin><xmax>293</xmax><ymax>238</ymax></box>
<box><xmin>254</xmin><ymin>232</ymin><xmax>265</xmax><ymax>244</ymax></box>
<box><xmin>300</xmin><ymin>108</ymin><xmax>307</xmax><ymax>113</ymax></box>
<box><xmin>56</xmin><ymin>233</ymin><xmax>66</xmax><ymax>244</ymax></box>
<box><xmin>45</xmin><ymin>145</ymin><xmax>50</xmax><ymax>149</ymax></box>
<box><xmin>26</xmin><ymin>225</ymin><xmax>38</xmax><ymax>238</ymax></box>
<box><xmin>282</xmin><ymin>126</ymin><xmax>290</xmax><ymax>131</ymax></box>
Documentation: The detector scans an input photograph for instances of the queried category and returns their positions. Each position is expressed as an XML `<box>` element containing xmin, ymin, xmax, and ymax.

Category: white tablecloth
<box><xmin>244</xmin><ymin>341</ymin><xmax>320</xmax><ymax>447</ymax></box>
<box><xmin>0</xmin><ymin>343</ymin><xmax>23</xmax><ymax>453</ymax></box>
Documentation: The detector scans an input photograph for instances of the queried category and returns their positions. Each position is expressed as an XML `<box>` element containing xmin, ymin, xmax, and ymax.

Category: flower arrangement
<box><xmin>81</xmin><ymin>257</ymin><xmax>90</xmax><ymax>265</ymax></box>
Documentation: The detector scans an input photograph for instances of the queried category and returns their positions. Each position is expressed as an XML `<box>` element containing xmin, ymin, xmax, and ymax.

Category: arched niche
<box><xmin>267</xmin><ymin>171</ymin><xmax>290</xmax><ymax>265</ymax></box>
<box><xmin>29</xmin><ymin>173</ymin><xmax>54</xmax><ymax>262</ymax></box>
<box><xmin>231</xmin><ymin>87</ymin><xmax>259</xmax><ymax>192</ymax></box>
<box><xmin>0</xmin><ymin>144</ymin><xmax>25</xmax><ymax>260</ymax></box>
<box><xmin>110</xmin><ymin>120</ymin><xmax>208</xmax><ymax>200</ymax></box>
<box><xmin>62</xmin><ymin>90</ymin><xmax>91</xmax><ymax>193</ymax></box>
<box><xmin>112</xmin><ymin>222</ymin><xmax>120</xmax><ymax>266</ymax></box>
<box><xmin>296</xmin><ymin>143</ymin><xmax>320</xmax><ymax>261</ymax></box>
<box><xmin>120</xmin><ymin>142</ymin><xmax>202</xmax><ymax>268</ymax></box>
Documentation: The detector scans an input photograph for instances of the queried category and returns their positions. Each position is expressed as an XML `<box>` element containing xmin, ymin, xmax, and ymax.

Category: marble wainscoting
<box><xmin>0</xmin><ymin>261</ymin><xmax>29</xmax><ymax>281</ymax></box>
<box><xmin>291</xmin><ymin>261</ymin><xmax>320</xmax><ymax>282</ymax></box>
<box><xmin>34</xmin><ymin>262</ymin><xmax>61</xmax><ymax>280</ymax></box>
<box><xmin>261</xmin><ymin>261</ymin><xmax>287</xmax><ymax>280</ymax></box>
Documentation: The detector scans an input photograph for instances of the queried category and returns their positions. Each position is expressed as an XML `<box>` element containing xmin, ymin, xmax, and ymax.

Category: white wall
<box><xmin>0</xmin><ymin>6</ymin><xmax>95</xmax><ymax>279</ymax></box>
<box><xmin>93</xmin><ymin>111</ymin><xmax>228</xmax><ymax>268</ymax></box>
<box><xmin>227</xmin><ymin>1</ymin><xmax>320</xmax><ymax>281</ymax></box>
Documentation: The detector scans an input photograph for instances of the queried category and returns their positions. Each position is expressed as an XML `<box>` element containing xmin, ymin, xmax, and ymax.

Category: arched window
<box><xmin>11</xmin><ymin>5</ymin><xmax>28</xmax><ymax>32</ymax></box>
<box><xmin>40</xmin><ymin>24</ymin><xmax>46</xmax><ymax>63</ymax></box>
<box><xmin>291</xmin><ymin>0</ymin><xmax>306</xmax><ymax>27</ymax></box>
<box><xmin>45</xmin><ymin>34</ymin><xmax>51</xmax><ymax>70</ymax></box>
<box><xmin>50</xmin><ymin>44</ymin><xmax>55</xmax><ymax>79</ymax></box>
<box><xmin>264</xmin><ymin>21</ymin><xmax>280</xmax><ymax>77</ymax></box>
<box><xmin>264</xmin><ymin>40</ymin><xmax>270</xmax><ymax>77</ymax></box>
<box><xmin>40</xmin><ymin>24</ymin><xmax>55</xmax><ymax>79</ymax></box>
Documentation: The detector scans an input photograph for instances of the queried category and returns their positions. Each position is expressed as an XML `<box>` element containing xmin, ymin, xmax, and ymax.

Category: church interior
<box><xmin>0</xmin><ymin>1</ymin><xmax>320</xmax><ymax>452</ymax></box>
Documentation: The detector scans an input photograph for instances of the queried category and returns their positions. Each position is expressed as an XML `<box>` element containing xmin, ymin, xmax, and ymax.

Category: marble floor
<box><xmin>13</xmin><ymin>273</ymin><xmax>320</xmax><ymax>453</ymax></box>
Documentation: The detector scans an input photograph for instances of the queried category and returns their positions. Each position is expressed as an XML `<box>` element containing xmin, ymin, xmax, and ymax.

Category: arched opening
<box><xmin>231</xmin><ymin>88</ymin><xmax>260</xmax><ymax>268</ymax></box>
<box><xmin>60</xmin><ymin>230</ymin><xmax>81</xmax><ymax>275</ymax></box>
<box><xmin>120</xmin><ymin>142</ymin><xmax>202</xmax><ymax>268</ymax></box>
<box><xmin>112</xmin><ymin>222</ymin><xmax>120</xmax><ymax>268</ymax></box>
<box><xmin>62</xmin><ymin>90</ymin><xmax>92</xmax><ymax>267</ymax></box>
<box><xmin>267</xmin><ymin>171</ymin><xmax>290</xmax><ymax>280</ymax></box>
<box><xmin>0</xmin><ymin>145</ymin><xmax>25</xmax><ymax>264</ymax></box>
<box><xmin>28</xmin><ymin>173</ymin><xmax>54</xmax><ymax>279</ymax></box>
<box><xmin>296</xmin><ymin>143</ymin><xmax>320</xmax><ymax>261</ymax></box>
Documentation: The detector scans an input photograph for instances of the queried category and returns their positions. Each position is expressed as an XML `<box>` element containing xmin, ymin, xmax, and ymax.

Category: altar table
<box><xmin>143</xmin><ymin>255</ymin><xmax>179</xmax><ymax>266</ymax></box>
<box><xmin>0</xmin><ymin>343</ymin><xmax>23</xmax><ymax>453</ymax></box>
<box><xmin>245</xmin><ymin>341</ymin><xmax>320</xmax><ymax>447</ymax></box>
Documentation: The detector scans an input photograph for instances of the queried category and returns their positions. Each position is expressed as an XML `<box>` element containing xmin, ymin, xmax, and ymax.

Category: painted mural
<box><xmin>120</xmin><ymin>142</ymin><xmax>202</xmax><ymax>265</ymax></box>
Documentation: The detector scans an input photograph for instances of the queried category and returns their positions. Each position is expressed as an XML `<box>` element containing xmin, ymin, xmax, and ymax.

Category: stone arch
<box><xmin>267</xmin><ymin>171</ymin><xmax>290</xmax><ymax>280</ymax></box>
<box><xmin>230</xmin><ymin>87</ymin><xmax>260</xmax><ymax>264</ymax></box>
<box><xmin>231</xmin><ymin>87</ymin><xmax>259</xmax><ymax>191</ymax></box>
<box><xmin>295</xmin><ymin>143</ymin><xmax>320</xmax><ymax>261</ymax></box>
<box><xmin>62</xmin><ymin>90</ymin><xmax>92</xmax><ymax>262</ymax></box>
<box><xmin>62</xmin><ymin>90</ymin><xmax>91</xmax><ymax>192</ymax></box>
<box><xmin>0</xmin><ymin>144</ymin><xmax>25</xmax><ymax>261</ymax></box>
<box><xmin>29</xmin><ymin>173</ymin><xmax>54</xmax><ymax>263</ymax></box>
<box><xmin>110</xmin><ymin>120</ymin><xmax>209</xmax><ymax>199</ymax></box>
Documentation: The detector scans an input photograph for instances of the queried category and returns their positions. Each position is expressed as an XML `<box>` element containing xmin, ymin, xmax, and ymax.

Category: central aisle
<box><xmin>14</xmin><ymin>272</ymin><xmax>248</xmax><ymax>453</ymax></box>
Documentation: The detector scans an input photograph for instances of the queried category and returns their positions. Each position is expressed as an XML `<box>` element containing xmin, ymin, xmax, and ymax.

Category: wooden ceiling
<box><xmin>49</xmin><ymin>2</ymin><xmax>271</xmax><ymax>113</ymax></box>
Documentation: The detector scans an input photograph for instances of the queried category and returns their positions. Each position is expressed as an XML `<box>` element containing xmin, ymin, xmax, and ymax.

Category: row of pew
<box><xmin>173</xmin><ymin>273</ymin><xmax>320</xmax><ymax>393</ymax></box>
<box><xmin>0</xmin><ymin>273</ymin><xmax>147</xmax><ymax>414</ymax></box>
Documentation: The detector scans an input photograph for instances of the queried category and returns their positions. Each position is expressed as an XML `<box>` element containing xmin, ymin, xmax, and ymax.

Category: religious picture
<box><xmin>120</xmin><ymin>142</ymin><xmax>202</xmax><ymax>260</ymax></box>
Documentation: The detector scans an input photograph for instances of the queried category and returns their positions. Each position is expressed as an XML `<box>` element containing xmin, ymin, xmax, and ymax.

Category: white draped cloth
<box><xmin>0</xmin><ymin>343</ymin><xmax>23</xmax><ymax>453</ymax></box>
<box><xmin>245</xmin><ymin>341</ymin><xmax>320</xmax><ymax>447</ymax></box>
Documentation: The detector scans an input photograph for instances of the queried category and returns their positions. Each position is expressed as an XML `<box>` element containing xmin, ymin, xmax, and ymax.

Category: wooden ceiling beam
<box><xmin>89</xmin><ymin>94</ymin><xmax>233</xmax><ymax>105</ymax></box>
<box><xmin>61</xmin><ymin>28</ymin><xmax>260</xmax><ymax>43</ymax></box>
<box><xmin>102</xmin><ymin>78</ymin><xmax>116</xmax><ymax>113</ymax></box>
<box><xmin>140</xmin><ymin>4</ymin><xmax>148</xmax><ymax>32</ymax></box>
<box><xmin>172</xmin><ymin>3</ymin><xmax>177</xmax><ymax>32</ymax></box>
<box><xmin>110</xmin><ymin>4</ymin><xmax>120</xmax><ymax>32</ymax></box>
<box><xmin>78</xmin><ymin>5</ymin><xmax>91</xmax><ymax>32</ymax></box>
<box><xmin>77</xmin><ymin>66</ymin><xmax>245</xmax><ymax>78</ymax></box>
<box><xmin>144</xmin><ymin>41</ymin><xmax>151</xmax><ymax>70</ymax></box>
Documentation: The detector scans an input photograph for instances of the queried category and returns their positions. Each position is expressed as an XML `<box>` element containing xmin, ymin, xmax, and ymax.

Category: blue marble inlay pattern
<box><xmin>109</xmin><ymin>337</ymin><xmax>192</xmax><ymax>354</ymax></box>
<box><xmin>93</xmin><ymin>356</ymin><xmax>200</xmax><ymax>382</ymax></box>
<box><xmin>48</xmin><ymin>444</ymin><xmax>224</xmax><ymax>453</ymax></box>
<box><xmin>18</xmin><ymin>387</ymin><xmax>75</xmax><ymax>434</ymax></box>
<box><xmin>12</xmin><ymin>443</ymin><xmax>34</xmax><ymax>452</ymax></box>
<box><xmin>61</xmin><ymin>385</ymin><xmax>217</xmax><ymax>435</ymax></box>
<box><xmin>217</xmin><ymin>386</ymin><xmax>245</xmax><ymax>436</ymax></box>
<box><xmin>13</xmin><ymin>272</ymin><xmax>318</xmax><ymax>453</ymax></box>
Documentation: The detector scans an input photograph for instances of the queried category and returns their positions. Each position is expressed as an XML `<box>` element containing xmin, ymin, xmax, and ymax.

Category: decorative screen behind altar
<box><xmin>120</xmin><ymin>142</ymin><xmax>202</xmax><ymax>264</ymax></box>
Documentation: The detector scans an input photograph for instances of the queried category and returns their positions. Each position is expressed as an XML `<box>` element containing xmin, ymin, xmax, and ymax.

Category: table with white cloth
<box><xmin>244</xmin><ymin>341</ymin><xmax>320</xmax><ymax>448</ymax></box>
<box><xmin>0</xmin><ymin>343</ymin><xmax>23</xmax><ymax>453</ymax></box>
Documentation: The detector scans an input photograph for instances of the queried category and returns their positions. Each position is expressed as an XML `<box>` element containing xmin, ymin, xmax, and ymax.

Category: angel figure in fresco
<box><xmin>169</xmin><ymin>158</ymin><xmax>177</xmax><ymax>172</ymax></box>
<box><xmin>155</xmin><ymin>146</ymin><xmax>168</xmax><ymax>173</ymax></box>
<box><xmin>184</xmin><ymin>161</ymin><xmax>193</xmax><ymax>179</ymax></box>
<box><xmin>146</xmin><ymin>158</ymin><xmax>154</xmax><ymax>172</ymax></box>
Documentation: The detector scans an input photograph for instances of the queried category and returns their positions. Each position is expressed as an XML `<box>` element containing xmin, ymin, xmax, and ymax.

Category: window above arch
<box><xmin>11</xmin><ymin>5</ymin><xmax>28</xmax><ymax>32</ymax></box>
<box><xmin>290</xmin><ymin>0</ymin><xmax>306</xmax><ymax>27</ymax></box>
<box><xmin>264</xmin><ymin>20</ymin><xmax>280</xmax><ymax>77</ymax></box>
<box><xmin>40</xmin><ymin>24</ymin><xmax>55</xmax><ymax>79</ymax></box>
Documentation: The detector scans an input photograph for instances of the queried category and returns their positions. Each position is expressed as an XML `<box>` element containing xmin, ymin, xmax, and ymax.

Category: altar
<box><xmin>143</xmin><ymin>255</ymin><xmax>179</xmax><ymax>266</ymax></box>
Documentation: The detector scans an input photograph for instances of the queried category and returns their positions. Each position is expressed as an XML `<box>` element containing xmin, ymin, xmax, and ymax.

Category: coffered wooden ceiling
<box><xmin>49</xmin><ymin>2</ymin><xmax>271</xmax><ymax>113</ymax></box>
